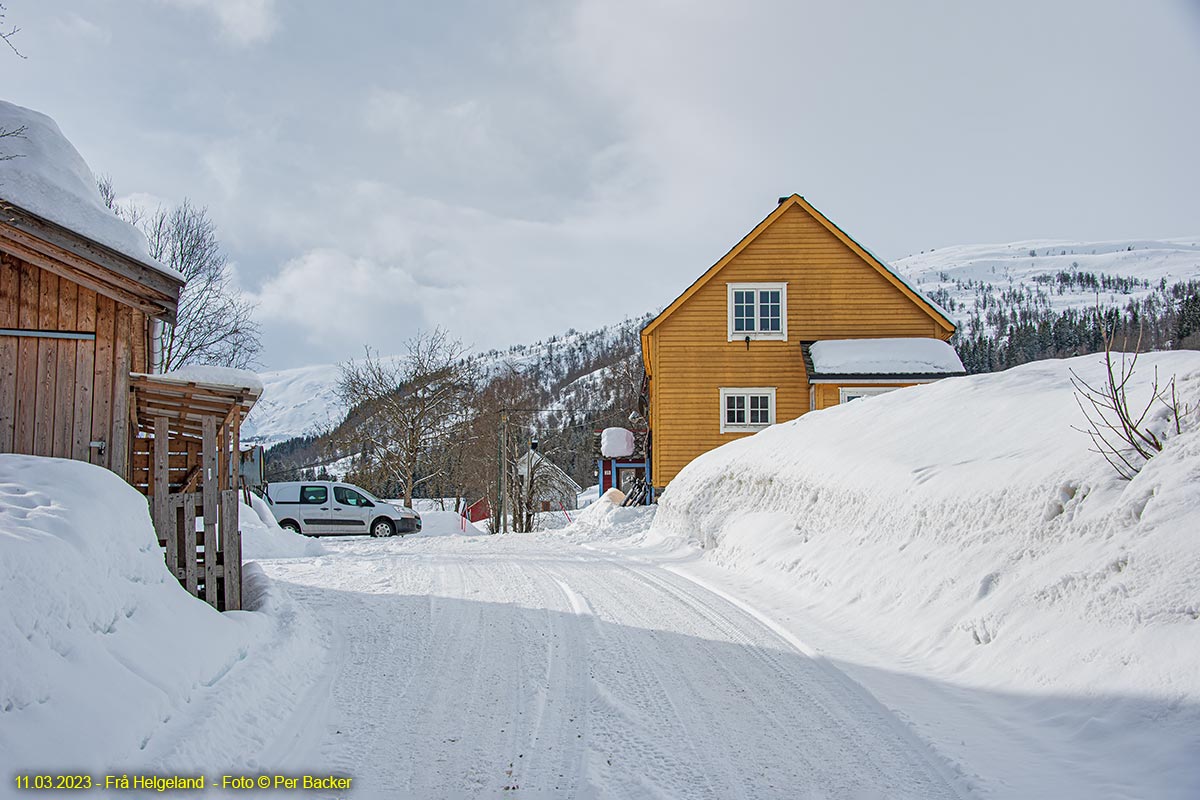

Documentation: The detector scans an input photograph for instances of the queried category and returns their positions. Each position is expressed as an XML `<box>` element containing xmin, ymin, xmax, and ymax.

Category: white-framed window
<box><xmin>727</xmin><ymin>283</ymin><xmax>787</xmax><ymax>341</ymax></box>
<box><xmin>838</xmin><ymin>386</ymin><xmax>896</xmax><ymax>403</ymax></box>
<box><xmin>720</xmin><ymin>387</ymin><xmax>777</xmax><ymax>433</ymax></box>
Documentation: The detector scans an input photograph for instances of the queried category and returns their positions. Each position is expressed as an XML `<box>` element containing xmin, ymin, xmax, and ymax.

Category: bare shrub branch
<box><xmin>0</xmin><ymin>3</ymin><xmax>24</xmax><ymax>58</ymax></box>
<box><xmin>1070</xmin><ymin>311</ymin><xmax>1184</xmax><ymax>479</ymax></box>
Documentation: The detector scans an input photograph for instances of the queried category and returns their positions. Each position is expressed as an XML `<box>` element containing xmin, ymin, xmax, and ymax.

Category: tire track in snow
<box><xmin>256</xmin><ymin>536</ymin><xmax>973</xmax><ymax>799</ymax></box>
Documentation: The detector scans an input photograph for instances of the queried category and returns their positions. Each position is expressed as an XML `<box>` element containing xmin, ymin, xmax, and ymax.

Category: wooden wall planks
<box><xmin>0</xmin><ymin>254</ymin><xmax>148</xmax><ymax>481</ymax></box>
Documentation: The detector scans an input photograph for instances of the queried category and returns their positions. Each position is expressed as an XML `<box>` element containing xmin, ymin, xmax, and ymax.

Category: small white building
<box><xmin>514</xmin><ymin>450</ymin><xmax>584</xmax><ymax>512</ymax></box>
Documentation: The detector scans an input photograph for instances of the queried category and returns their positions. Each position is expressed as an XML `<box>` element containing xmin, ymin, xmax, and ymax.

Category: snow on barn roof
<box><xmin>149</xmin><ymin>365</ymin><xmax>265</xmax><ymax>394</ymax></box>
<box><xmin>806</xmin><ymin>338</ymin><xmax>965</xmax><ymax>379</ymax></box>
<box><xmin>0</xmin><ymin>100</ymin><xmax>184</xmax><ymax>283</ymax></box>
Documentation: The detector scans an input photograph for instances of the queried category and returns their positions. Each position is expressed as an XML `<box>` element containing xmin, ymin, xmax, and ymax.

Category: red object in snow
<box><xmin>464</xmin><ymin>497</ymin><xmax>491</xmax><ymax>523</ymax></box>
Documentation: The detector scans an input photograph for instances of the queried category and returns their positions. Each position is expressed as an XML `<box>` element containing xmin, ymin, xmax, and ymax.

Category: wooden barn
<box><xmin>0</xmin><ymin>203</ymin><xmax>183</xmax><ymax>473</ymax></box>
<box><xmin>1</xmin><ymin>99</ymin><xmax>260</xmax><ymax>609</ymax></box>
<box><xmin>640</xmin><ymin>194</ymin><xmax>964</xmax><ymax>492</ymax></box>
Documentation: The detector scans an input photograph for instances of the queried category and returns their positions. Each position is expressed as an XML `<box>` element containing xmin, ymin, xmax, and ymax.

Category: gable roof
<box><xmin>641</xmin><ymin>194</ymin><xmax>957</xmax><ymax>339</ymax></box>
<box><xmin>514</xmin><ymin>449</ymin><xmax>585</xmax><ymax>494</ymax></box>
<box><xmin>1</xmin><ymin>202</ymin><xmax>184</xmax><ymax>322</ymax></box>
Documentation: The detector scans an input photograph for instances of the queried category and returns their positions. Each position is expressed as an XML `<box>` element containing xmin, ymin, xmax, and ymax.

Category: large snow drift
<box><xmin>0</xmin><ymin>456</ymin><xmax>324</xmax><ymax>772</ymax></box>
<box><xmin>649</xmin><ymin>351</ymin><xmax>1200</xmax><ymax>798</ymax></box>
<box><xmin>0</xmin><ymin>100</ymin><xmax>181</xmax><ymax>281</ymax></box>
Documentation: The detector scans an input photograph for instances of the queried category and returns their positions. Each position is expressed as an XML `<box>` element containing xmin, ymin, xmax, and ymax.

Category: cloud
<box><xmin>159</xmin><ymin>0</ymin><xmax>277</xmax><ymax>45</ymax></box>
<box><xmin>28</xmin><ymin>0</ymin><xmax>1195</xmax><ymax>369</ymax></box>
<box><xmin>52</xmin><ymin>13</ymin><xmax>112</xmax><ymax>45</ymax></box>
<box><xmin>202</xmin><ymin>145</ymin><xmax>242</xmax><ymax>198</ymax></box>
<box><xmin>247</xmin><ymin>249</ymin><xmax>428</xmax><ymax>354</ymax></box>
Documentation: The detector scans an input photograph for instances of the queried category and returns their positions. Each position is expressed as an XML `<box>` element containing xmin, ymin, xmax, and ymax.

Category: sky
<box><xmin>5</xmin><ymin>1</ymin><xmax>1200</xmax><ymax>369</ymax></box>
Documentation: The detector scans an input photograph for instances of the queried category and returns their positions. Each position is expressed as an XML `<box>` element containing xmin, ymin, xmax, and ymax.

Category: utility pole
<box><xmin>493</xmin><ymin>409</ymin><xmax>503</xmax><ymax>534</ymax></box>
<box><xmin>499</xmin><ymin>409</ymin><xmax>509</xmax><ymax>533</ymax></box>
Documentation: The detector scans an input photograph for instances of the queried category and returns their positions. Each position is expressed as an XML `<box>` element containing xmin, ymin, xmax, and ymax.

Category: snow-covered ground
<box><xmin>0</xmin><ymin>456</ymin><xmax>325</xmax><ymax>776</ymax></box>
<box><xmin>624</xmin><ymin>350</ymin><xmax>1200</xmax><ymax>799</ymax></box>
<box><xmin>5</xmin><ymin>351</ymin><xmax>1198</xmax><ymax>798</ymax></box>
<box><xmin>260</xmin><ymin>534</ymin><xmax>967</xmax><ymax>799</ymax></box>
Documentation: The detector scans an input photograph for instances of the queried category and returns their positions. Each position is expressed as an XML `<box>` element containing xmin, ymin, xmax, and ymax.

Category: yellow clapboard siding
<box><xmin>644</xmin><ymin>198</ymin><xmax>954</xmax><ymax>488</ymax></box>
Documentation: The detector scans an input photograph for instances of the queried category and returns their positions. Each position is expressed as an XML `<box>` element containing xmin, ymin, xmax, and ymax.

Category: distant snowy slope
<box><xmin>244</xmin><ymin>316</ymin><xmax>649</xmax><ymax>447</ymax></box>
<box><xmin>896</xmin><ymin>237</ymin><xmax>1200</xmax><ymax>317</ymax></box>
<box><xmin>242</xmin><ymin>362</ymin><xmax>343</xmax><ymax>445</ymax></box>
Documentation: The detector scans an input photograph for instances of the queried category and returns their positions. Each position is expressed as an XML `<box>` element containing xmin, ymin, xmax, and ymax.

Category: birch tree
<box><xmin>337</xmin><ymin>328</ymin><xmax>471</xmax><ymax>507</ymax></box>
<box><xmin>99</xmin><ymin>178</ymin><xmax>261</xmax><ymax>370</ymax></box>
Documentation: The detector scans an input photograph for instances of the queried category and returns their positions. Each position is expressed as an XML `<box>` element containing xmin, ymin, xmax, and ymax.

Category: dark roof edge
<box><xmin>2</xmin><ymin>201</ymin><xmax>185</xmax><ymax>297</ymax></box>
<box><xmin>808</xmin><ymin>371</ymin><xmax>967</xmax><ymax>382</ymax></box>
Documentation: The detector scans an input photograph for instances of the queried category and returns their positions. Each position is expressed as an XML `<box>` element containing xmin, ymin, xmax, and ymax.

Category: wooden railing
<box><xmin>157</xmin><ymin>490</ymin><xmax>241</xmax><ymax>611</ymax></box>
<box><xmin>132</xmin><ymin>412</ymin><xmax>243</xmax><ymax>610</ymax></box>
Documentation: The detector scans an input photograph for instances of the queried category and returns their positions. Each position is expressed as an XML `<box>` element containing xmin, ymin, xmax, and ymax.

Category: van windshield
<box><xmin>352</xmin><ymin>486</ymin><xmax>383</xmax><ymax>503</ymax></box>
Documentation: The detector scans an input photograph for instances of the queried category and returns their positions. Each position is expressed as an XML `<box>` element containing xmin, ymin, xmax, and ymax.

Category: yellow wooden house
<box><xmin>640</xmin><ymin>194</ymin><xmax>963</xmax><ymax>492</ymax></box>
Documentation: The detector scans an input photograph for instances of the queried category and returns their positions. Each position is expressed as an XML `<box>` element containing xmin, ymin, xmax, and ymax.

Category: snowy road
<box><xmin>259</xmin><ymin>534</ymin><xmax>968</xmax><ymax>800</ymax></box>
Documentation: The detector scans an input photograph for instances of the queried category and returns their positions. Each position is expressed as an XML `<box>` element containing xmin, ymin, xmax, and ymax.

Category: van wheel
<box><xmin>280</xmin><ymin>520</ymin><xmax>301</xmax><ymax>534</ymax></box>
<box><xmin>371</xmin><ymin>518</ymin><xmax>395</xmax><ymax>538</ymax></box>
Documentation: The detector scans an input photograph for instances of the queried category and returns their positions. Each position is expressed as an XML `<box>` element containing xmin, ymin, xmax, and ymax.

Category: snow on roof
<box><xmin>0</xmin><ymin>100</ymin><xmax>184</xmax><ymax>282</ymax></box>
<box><xmin>809</xmin><ymin>337</ymin><xmax>964</xmax><ymax>376</ymax></box>
<box><xmin>139</xmin><ymin>365</ymin><xmax>264</xmax><ymax>394</ymax></box>
<box><xmin>515</xmin><ymin>450</ymin><xmax>585</xmax><ymax>492</ymax></box>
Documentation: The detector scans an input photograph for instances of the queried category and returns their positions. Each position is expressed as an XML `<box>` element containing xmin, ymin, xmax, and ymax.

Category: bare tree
<box><xmin>337</xmin><ymin>328</ymin><xmax>471</xmax><ymax>507</ymax></box>
<box><xmin>99</xmin><ymin>177</ymin><xmax>261</xmax><ymax>371</ymax></box>
<box><xmin>0</xmin><ymin>3</ymin><xmax>24</xmax><ymax>58</ymax></box>
<box><xmin>0</xmin><ymin>123</ymin><xmax>25</xmax><ymax>162</ymax></box>
<box><xmin>510</xmin><ymin>444</ymin><xmax>577</xmax><ymax>532</ymax></box>
<box><xmin>1071</xmin><ymin>323</ymin><xmax>1188</xmax><ymax>479</ymax></box>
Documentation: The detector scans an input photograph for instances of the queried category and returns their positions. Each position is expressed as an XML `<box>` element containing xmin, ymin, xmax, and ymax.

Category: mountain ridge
<box><xmin>246</xmin><ymin>236</ymin><xmax>1200</xmax><ymax>449</ymax></box>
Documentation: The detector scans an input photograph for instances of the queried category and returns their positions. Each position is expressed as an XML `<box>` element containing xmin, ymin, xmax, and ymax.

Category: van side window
<box><xmin>300</xmin><ymin>486</ymin><xmax>328</xmax><ymax>504</ymax></box>
<box><xmin>334</xmin><ymin>487</ymin><xmax>370</xmax><ymax>506</ymax></box>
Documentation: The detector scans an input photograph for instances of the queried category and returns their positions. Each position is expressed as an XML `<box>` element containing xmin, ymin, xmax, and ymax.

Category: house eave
<box><xmin>807</xmin><ymin>372</ymin><xmax>966</xmax><ymax>384</ymax></box>
<box><xmin>0</xmin><ymin>201</ymin><xmax>183</xmax><ymax>322</ymax></box>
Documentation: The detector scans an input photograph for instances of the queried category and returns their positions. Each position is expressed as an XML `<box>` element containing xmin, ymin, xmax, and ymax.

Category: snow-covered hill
<box><xmin>241</xmin><ymin>362</ymin><xmax>352</xmax><ymax>446</ymax></box>
<box><xmin>244</xmin><ymin>317</ymin><xmax>649</xmax><ymax>447</ymax></box>
<box><xmin>896</xmin><ymin>236</ymin><xmax>1200</xmax><ymax>320</ymax></box>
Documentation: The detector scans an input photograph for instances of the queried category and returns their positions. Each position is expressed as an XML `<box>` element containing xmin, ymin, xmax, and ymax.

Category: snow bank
<box><xmin>561</xmin><ymin>489</ymin><xmax>657</xmax><ymax>542</ymax></box>
<box><xmin>809</xmin><ymin>337</ymin><xmax>964</xmax><ymax>374</ymax></box>
<box><xmin>241</xmin><ymin>493</ymin><xmax>325</xmax><ymax>559</ymax></box>
<box><xmin>0</xmin><ymin>455</ymin><xmax>325</xmax><ymax>772</ymax></box>
<box><xmin>577</xmin><ymin>484</ymin><xmax>599</xmax><ymax>507</ymax></box>
<box><xmin>651</xmin><ymin>352</ymin><xmax>1200</xmax><ymax>796</ymax></box>
<box><xmin>0</xmin><ymin>100</ymin><xmax>182</xmax><ymax>281</ymax></box>
<box><xmin>418</xmin><ymin>510</ymin><xmax>485</xmax><ymax>537</ymax></box>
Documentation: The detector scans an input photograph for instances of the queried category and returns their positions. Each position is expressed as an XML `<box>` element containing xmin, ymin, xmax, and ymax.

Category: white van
<box><xmin>264</xmin><ymin>480</ymin><xmax>421</xmax><ymax>537</ymax></box>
